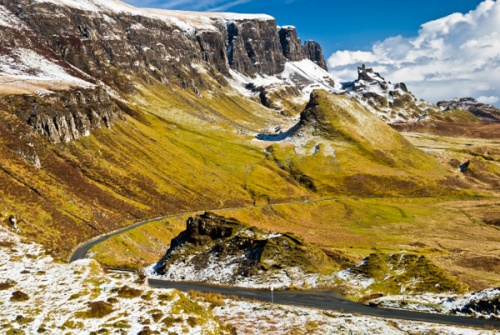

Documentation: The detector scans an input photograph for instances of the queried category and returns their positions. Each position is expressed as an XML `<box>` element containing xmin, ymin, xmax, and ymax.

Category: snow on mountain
<box><xmin>228</xmin><ymin>59</ymin><xmax>341</xmax><ymax>115</ymax></box>
<box><xmin>32</xmin><ymin>0</ymin><xmax>273</xmax><ymax>35</ymax></box>
<box><xmin>341</xmin><ymin>64</ymin><xmax>438</xmax><ymax>123</ymax></box>
<box><xmin>0</xmin><ymin>48</ymin><xmax>95</xmax><ymax>93</ymax></box>
<box><xmin>437</xmin><ymin>97</ymin><xmax>500</xmax><ymax>122</ymax></box>
<box><xmin>0</xmin><ymin>5</ymin><xmax>95</xmax><ymax>94</ymax></box>
<box><xmin>0</xmin><ymin>4</ymin><xmax>19</xmax><ymax>28</ymax></box>
<box><xmin>32</xmin><ymin>0</ymin><xmax>142</xmax><ymax>15</ymax></box>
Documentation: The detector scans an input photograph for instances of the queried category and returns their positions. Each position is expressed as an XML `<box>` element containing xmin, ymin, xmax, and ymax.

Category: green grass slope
<box><xmin>266</xmin><ymin>90</ymin><xmax>473</xmax><ymax>197</ymax></box>
<box><xmin>0</xmin><ymin>80</ymin><xmax>486</xmax><ymax>260</ymax></box>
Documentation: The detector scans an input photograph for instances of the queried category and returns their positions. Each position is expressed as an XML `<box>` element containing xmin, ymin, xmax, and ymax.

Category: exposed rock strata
<box><xmin>1</xmin><ymin>0</ymin><xmax>327</xmax><ymax>89</ymax></box>
<box><xmin>278</xmin><ymin>26</ymin><xmax>306</xmax><ymax>62</ymax></box>
<box><xmin>0</xmin><ymin>87</ymin><xmax>123</xmax><ymax>143</ymax></box>
<box><xmin>437</xmin><ymin>97</ymin><xmax>500</xmax><ymax>122</ymax></box>
<box><xmin>278</xmin><ymin>26</ymin><xmax>328</xmax><ymax>70</ymax></box>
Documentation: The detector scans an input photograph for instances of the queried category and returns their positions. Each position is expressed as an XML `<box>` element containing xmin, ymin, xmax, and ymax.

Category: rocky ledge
<box><xmin>341</xmin><ymin>65</ymin><xmax>438</xmax><ymax>123</ymax></box>
<box><xmin>153</xmin><ymin>212</ymin><xmax>337</xmax><ymax>288</ymax></box>
<box><xmin>0</xmin><ymin>87</ymin><xmax>123</xmax><ymax>143</ymax></box>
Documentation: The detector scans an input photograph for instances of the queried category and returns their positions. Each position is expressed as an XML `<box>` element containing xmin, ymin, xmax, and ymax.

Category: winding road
<box><xmin>149</xmin><ymin>280</ymin><xmax>500</xmax><ymax>329</ymax></box>
<box><xmin>70</xmin><ymin>204</ymin><xmax>500</xmax><ymax>330</ymax></box>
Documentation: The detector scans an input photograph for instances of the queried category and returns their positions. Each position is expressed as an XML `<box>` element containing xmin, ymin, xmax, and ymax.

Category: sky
<box><xmin>124</xmin><ymin>0</ymin><xmax>500</xmax><ymax>106</ymax></box>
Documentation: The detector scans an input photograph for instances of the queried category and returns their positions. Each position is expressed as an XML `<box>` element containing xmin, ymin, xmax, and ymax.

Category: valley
<box><xmin>1</xmin><ymin>0</ymin><xmax>499</xmax><ymax>333</ymax></box>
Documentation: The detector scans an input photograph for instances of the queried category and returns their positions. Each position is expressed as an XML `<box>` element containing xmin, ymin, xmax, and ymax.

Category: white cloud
<box><xmin>328</xmin><ymin>0</ymin><xmax>500</xmax><ymax>106</ymax></box>
<box><xmin>477</xmin><ymin>95</ymin><xmax>499</xmax><ymax>104</ymax></box>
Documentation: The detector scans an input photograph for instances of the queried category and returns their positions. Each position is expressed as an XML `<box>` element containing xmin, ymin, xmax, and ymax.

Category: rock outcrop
<box><xmin>154</xmin><ymin>212</ymin><xmax>337</xmax><ymax>288</ymax></box>
<box><xmin>303</xmin><ymin>40</ymin><xmax>328</xmax><ymax>70</ymax></box>
<box><xmin>342</xmin><ymin>65</ymin><xmax>438</xmax><ymax>123</ymax></box>
<box><xmin>278</xmin><ymin>26</ymin><xmax>328</xmax><ymax>70</ymax></box>
<box><xmin>0</xmin><ymin>87</ymin><xmax>123</xmax><ymax>143</ymax></box>
<box><xmin>437</xmin><ymin>97</ymin><xmax>500</xmax><ymax>122</ymax></box>
<box><xmin>226</xmin><ymin>18</ymin><xmax>286</xmax><ymax>75</ymax></box>
<box><xmin>278</xmin><ymin>26</ymin><xmax>306</xmax><ymax>62</ymax></box>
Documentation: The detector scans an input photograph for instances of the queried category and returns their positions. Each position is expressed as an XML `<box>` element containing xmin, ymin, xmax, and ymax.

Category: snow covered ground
<box><xmin>228</xmin><ymin>59</ymin><xmax>342</xmax><ymax>106</ymax></box>
<box><xmin>213</xmin><ymin>299</ymin><xmax>497</xmax><ymax>335</ymax></box>
<box><xmin>371</xmin><ymin>289</ymin><xmax>500</xmax><ymax>319</ymax></box>
<box><xmin>0</xmin><ymin>225</ymin><xmax>225</xmax><ymax>334</ymax></box>
<box><xmin>0</xmin><ymin>5</ymin><xmax>95</xmax><ymax>95</ymax></box>
<box><xmin>0</xmin><ymin>48</ymin><xmax>94</xmax><ymax>90</ymax></box>
<box><xmin>1</xmin><ymin>224</ymin><xmax>498</xmax><ymax>334</ymax></box>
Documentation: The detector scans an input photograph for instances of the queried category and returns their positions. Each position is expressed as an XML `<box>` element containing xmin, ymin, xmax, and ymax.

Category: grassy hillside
<box><xmin>93</xmin><ymin>197</ymin><xmax>500</xmax><ymax>290</ymax></box>
<box><xmin>263</xmin><ymin>91</ymin><xmax>478</xmax><ymax>197</ymax></box>
<box><xmin>0</xmin><ymin>79</ymin><xmax>493</xmax><ymax>262</ymax></box>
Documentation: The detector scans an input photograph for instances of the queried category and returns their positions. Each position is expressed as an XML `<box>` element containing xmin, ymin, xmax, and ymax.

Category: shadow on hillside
<box><xmin>256</xmin><ymin>121</ymin><xmax>302</xmax><ymax>142</ymax></box>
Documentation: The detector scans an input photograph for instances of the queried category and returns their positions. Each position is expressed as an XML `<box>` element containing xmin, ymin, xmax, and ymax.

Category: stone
<box><xmin>437</xmin><ymin>97</ymin><xmax>500</xmax><ymax>122</ymax></box>
<box><xmin>459</xmin><ymin>160</ymin><xmax>470</xmax><ymax>173</ymax></box>
<box><xmin>303</xmin><ymin>40</ymin><xmax>328</xmax><ymax>70</ymax></box>
<box><xmin>155</xmin><ymin>212</ymin><xmax>336</xmax><ymax>283</ymax></box>
<box><xmin>278</xmin><ymin>26</ymin><xmax>306</xmax><ymax>61</ymax></box>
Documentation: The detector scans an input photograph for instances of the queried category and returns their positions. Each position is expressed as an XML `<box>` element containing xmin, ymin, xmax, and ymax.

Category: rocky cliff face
<box><xmin>303</xmin><ymin>40</ymin><xmax>328</xmax><ymax>70</ymax></box>
<box><xmin>154</xmin><ymin>212</ymin><xmax>337</xmax><ymax>288</ymax></box>
<box><xmin>278</xmin><ymin>26</ymin><xmax>328</xmax><ymax>70</ymax></box>
<box><xmin>0</xmin><ymin>0</ymin><xmax>329</xmax><ymax>142</ymax></box>
<box><xmin>0</xmin><ymin>87</ymin><xmax>123</xmax><ymax>143</ymax></box>
<box><xmin>278</xmin><ymin>26</ymin><xmax>305</xmax><ymax>62</ymax></box>
<box><xmin>1</xmin><ymin>0</ymin><xmax>327</xmax><ymax>89</ymax></box>
<box><xmin>437</xmin><ymin>97</ymin><xmax>500</xmax><ymax>122</ymax></box>
<box><xmin>226</xmin><ymin>18</ymin><xmax>286</xmax><ymax>75</ymax></box>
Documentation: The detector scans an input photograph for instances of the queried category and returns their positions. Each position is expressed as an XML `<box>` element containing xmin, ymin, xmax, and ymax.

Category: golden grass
<box><xmin>1</xmin><ymin>72</ymin><xmax>498</xmax><ymax>295</ymax></box>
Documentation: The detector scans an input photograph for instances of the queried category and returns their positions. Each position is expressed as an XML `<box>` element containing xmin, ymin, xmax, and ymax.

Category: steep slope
<box><xmin>257</xmin><ymin>90</ymin><xmax>453</xmax><ymax>197</ymax></box>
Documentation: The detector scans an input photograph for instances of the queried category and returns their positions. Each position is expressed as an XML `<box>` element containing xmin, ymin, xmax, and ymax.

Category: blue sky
<box><xmin>124</xmin><ymin>0</ymin><xmax>500</xmax><ymax>105</ymax></box>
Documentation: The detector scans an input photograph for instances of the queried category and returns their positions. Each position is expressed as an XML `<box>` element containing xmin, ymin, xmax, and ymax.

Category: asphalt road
<box><xmin>70</xmin><ymin>202</ymin><xmax>500</xmax><ymax>330</ymax></box>
<box><xmin>69</xmin><ymin>212</ymin><xmax>203</xmax><ymax>262</ymax></box>
<box><xmin>149</xmin><ymin>279</ymin><xmax>500</xmax><ymax>330</ymax></box>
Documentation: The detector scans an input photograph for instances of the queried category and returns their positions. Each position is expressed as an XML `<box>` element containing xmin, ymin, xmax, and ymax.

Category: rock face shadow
<box><xmin>256</xmin><ymin>120</ymin><xmax>302</xmax><ymax>142</ymax></box>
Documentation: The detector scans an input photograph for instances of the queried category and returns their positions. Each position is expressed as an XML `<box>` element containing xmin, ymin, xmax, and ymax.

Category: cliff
<box><xmin>0</xmin><ymin>88</ymin><xmax>123</xmax><ymax>143</ymax></box>
<box><xmin>0</xmin><ymin>0</ymin><xmax>327</xmax><ymax>91</ymax></box>
<box><xmin>0</xmin><ymin>0</ymin><xmax>329</xmax><ymax>142</ymax></box>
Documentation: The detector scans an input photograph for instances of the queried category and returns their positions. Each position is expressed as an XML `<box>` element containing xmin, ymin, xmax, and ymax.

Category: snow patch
<box><xmin>0</xmin><ymin>225</ymin><xmax>223</xmax><ymax>334</ymax></box>
<box><xmin>372</xmin><ymin>289</ymin><xmax>500</xmax><ymax>319</ymax></box>
<box><xmin>0</xmin><ymin>5</ymin><xmax>23</xmax><ymax>28</ymax></box>
<box><xmin>0</xmin><ymin>48</ymin><xmax>94</xmax><ymax>90</ymax></box>
<box><xmin>214</xmin><ymin>300</ymin><xmax>494</xmax><ymax>335</ymax></box>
